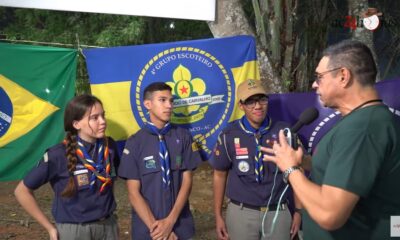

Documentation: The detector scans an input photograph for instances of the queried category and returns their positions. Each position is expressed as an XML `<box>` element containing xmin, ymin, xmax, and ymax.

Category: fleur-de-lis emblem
<box><xmin>167</xmin><ymin>64</ymin><xmax>206</xmax><ymax>116</ymax></box>
<box><xmin>247</xmin><ymin>79</ymin><xmax>256</xmax><ymax>87</ymax></box>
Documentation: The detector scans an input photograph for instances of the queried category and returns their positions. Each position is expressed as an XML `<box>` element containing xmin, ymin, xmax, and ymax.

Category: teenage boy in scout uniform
<box><xmin>119</xmin><ymin>82</ymin><xmax>201</xmax><ymax>240</ymax></box>
<box><xmin>209</xmin><ymin>79</ymin><xmax>302</xmax><ymax>240</ymax></box>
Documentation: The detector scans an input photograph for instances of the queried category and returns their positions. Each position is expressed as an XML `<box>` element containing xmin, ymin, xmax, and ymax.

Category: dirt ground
<box><xmin>0</xmin><ymin>162</ymin><xmax>217</xmax><ymax>240</ymax></box>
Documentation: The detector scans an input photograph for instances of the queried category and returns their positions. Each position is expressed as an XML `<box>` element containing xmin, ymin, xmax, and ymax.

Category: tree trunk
<box><xmin>348</xmin><ymin>0</ymin><xmax>380</xmax><ymax>81</ymax></box>
<box><xmin>208</xmin><ymin>0</ymin><xmax>282</xmax><ymax>93</ymax></box>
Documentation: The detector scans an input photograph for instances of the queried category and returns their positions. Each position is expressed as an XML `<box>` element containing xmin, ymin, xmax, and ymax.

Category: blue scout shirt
<box><xmin>209</xmin><ymin>119</ymin><xmax>289</xmax><ymax>207</ymax></box>
<box><xmin>23</xmin><ymin>137</ymin><xmax>119</xmax><ymax>223</ymax></box>
<box><xmin>118</xmin><ymin>125</ymin><xmax>201</xmax><ymax>240</ymax></box>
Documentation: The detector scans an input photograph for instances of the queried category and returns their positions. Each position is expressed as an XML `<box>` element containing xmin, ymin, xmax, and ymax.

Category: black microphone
<box><xmin>284</xmin><ymin>107</ymin><xmax>319</xmax><ymax>149</ymax></box>
<box><xmin>291</xmin><ymin>107</ymin><xmax>319</xmax><ymax>133</ymax></box>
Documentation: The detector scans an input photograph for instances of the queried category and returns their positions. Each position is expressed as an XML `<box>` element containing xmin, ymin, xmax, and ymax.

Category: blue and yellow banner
<box><xmin>84</xmin><ymin>35</ymin><xmax>259</xmax><ymax>159</ymax></box>
<box><xmin>0</xmin><ymin>43</ymin><xmax>77</xmax><ymax>181</ymax></box>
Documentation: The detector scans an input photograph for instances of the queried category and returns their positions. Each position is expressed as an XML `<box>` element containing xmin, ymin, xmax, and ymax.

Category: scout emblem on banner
<box><xmin>85</xmin><ymin>35</ymin><xmax>260</xmax><ymax>159</ymax></box>
<box><xmin>133</xmin><ymin>47</ymin><xmax>233</xmax><ymax>158</ymax></box>
<box><xmin>0</xmin><ymin>43</ymin><xmax>77</xmax><ymax>181</ymax></box>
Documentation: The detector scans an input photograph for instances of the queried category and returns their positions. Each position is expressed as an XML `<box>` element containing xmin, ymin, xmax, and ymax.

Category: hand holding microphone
<box><xmin>283</xmin><ymin>107</ymin><xmax>319</xmax><ymax>149</ymax></box>
<box><xmin>261</xmin><ymin>107</ymin><xmax>319</xmax><ymax>174</ymax></box>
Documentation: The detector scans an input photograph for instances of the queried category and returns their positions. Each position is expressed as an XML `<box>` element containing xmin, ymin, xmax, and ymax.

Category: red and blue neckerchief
<box><xmin>75</xmin><ymin>137</ymin><xmax>111</xmax><ymax>193</ymax></box>
<box><xmin>239</xmin><ymin>116</ymin><xmax>271</xmax><ymax>183</ymax></box>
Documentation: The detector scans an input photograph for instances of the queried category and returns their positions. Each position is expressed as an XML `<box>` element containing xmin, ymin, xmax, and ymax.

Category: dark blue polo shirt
<box><xmin>209</xmin><ymin>119</ymin><xmax>289</xmax><ymax>207</ymax></box>
<box><xmin>23</xmin><ymin>137</ymin><xmax>119</xmax><ymax>223</ymax></box>
<box><xmin>118</xmin><ymin>125</ymin><xmax>201</xmax><ymax>240</ymax></box>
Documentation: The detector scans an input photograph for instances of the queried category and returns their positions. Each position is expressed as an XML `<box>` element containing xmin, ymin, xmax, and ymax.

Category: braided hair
<box><xmin>61</xmin><ymin>94</ymin><xmax>103</xmax><ymax>197</ymax></box>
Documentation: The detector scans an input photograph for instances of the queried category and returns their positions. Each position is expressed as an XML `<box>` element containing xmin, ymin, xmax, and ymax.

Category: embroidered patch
<box><xmin>235</xmin><ymin>147</ymin><xmax>248</xmax><ymax>155</ymax></box>
<box><xmin>234</xmin><ymin>138</ymin><xmax>240</xmax><ymax>148</ymax></box>
<box><xmin>238</xmin><ymin>161</ymin><xmax>250</xmax><ymax>172</ymax></box>
<box><xmin>43</xmin><ymin>152</ymin><xmax>49</xmax><ymax>163</ymax></box>
<box><xmin>74</xmin><ymin>168</ymin><xmax>89</xmax><ymax>175</ymax></box>
<box><xmin>236</xmin><ymin>155</ymin><xmax>249</xmax><ymax>159</ymax></box>
<box><xmin>123</xmin><ymin>148</ymin><xmax>130</xmax><ymax>155</ymax></box>
<box><xmin>76</xmin><ymin>173</ymin><xmax>89</xmax><ymax>187</ymax></box>
<box><xmin>144</xmin><ymin>156</ymin><xmax>156</xmax><ymax>169</ymax></box>
<box><xmin>145</xmin><ymin>160</ymin><xmax>156</xmax><ymax>169</ymax></box>
<box><xmin>176</xmin><ymin>155</ymin><xmax>182</xmax><ymax>168</ymax></box>
<box><xmin>214</xmin><ymin>147</ymin><xmax>220</xmax><ymax>156</ymax></box>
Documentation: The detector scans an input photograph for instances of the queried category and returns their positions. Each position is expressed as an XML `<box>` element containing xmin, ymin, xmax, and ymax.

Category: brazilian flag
<box><xmin>0</xmin><ymin>43</ymin><xmax>77</xmax><ymax>181</ymax></box>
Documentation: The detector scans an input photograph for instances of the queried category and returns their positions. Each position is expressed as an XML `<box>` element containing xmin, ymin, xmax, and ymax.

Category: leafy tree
<box><xmin>0</xmin><ymin>7</ymin><xmax>212</xmax><ymax>94</ymax></box>
<box><xmin>209</xmin><ymin>0</ymin><xmax>400</xmax><ymax>93</ymax></box>
<box><xmin>2</xmin><ymin>1</ymin><xmax>399</xmax><ymax>94</ymax></box>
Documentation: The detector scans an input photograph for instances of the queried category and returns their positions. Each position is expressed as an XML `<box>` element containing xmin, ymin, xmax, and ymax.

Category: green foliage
<box><xmin>0</xmin><ymin>7</ymin><xmax>212</xmax><ymax>94</ymax></box>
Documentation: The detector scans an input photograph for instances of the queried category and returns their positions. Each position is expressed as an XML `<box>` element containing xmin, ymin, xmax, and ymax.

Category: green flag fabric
<box><xmin>0</xmin><ymin>43</ymin><xmax>77</xmax><ymax>181</ymax></box>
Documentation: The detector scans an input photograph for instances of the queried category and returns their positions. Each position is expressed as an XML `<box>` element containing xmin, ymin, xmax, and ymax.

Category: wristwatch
<box><xmin>283</xmin><ymin>166</ymin><xmax>302</xmax><ymax>184</ymax></box>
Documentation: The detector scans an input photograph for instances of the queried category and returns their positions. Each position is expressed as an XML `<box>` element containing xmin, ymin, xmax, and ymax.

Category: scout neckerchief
<box><xmin>146</xmin><ymin>122</ymin><xmax>172</xmax><ymax>188</ymax></box>
<box><xmin>75</xmin><ymin>137</ymin><xmax>111</xmax><ymax>193</ymax></box>
<box><xmin>239</xmin><ymin>116</ymin><xmax>271</xmax><ymax>183</ymax></box>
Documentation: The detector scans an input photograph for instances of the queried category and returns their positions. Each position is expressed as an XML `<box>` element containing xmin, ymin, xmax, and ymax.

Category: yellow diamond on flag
<box><xmin>0</xmin><ymin>75</ymin><xmax>59</xmax><ymax>147</ymax></box>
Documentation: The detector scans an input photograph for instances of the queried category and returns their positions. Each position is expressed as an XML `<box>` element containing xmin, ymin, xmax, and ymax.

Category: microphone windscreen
<box><xmin>291</xmin><ymin>107</ymin><xmax>319</xmax><ymax>133</ymax></box>
<box><xmin>299</xmin><ymin>107</ymin><xmax>319</xmax><ymax>125</ymax></box>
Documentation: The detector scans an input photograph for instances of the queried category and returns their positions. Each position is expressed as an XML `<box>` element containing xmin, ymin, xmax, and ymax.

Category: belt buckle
<box><xmin>260</xmin><ymin>207</ymin><xmax>268</xmax><ymax>212</ymax></box>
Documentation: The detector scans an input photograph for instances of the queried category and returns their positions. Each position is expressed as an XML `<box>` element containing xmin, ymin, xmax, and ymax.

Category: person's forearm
<box><xmin>14</xmin><ymin>181</ymin><xmax>55</xmax><ymax>232</ymax></box>
<box><xmin>289</xmin><ymin>171</ymin><xmax>329</xmax><ymax>217</ymax></box>
<box><xmin>167</xmin><ymin>171</ymin><xmax>193</xmax><ymax>223</ymax></box>
<box><xmin>262</xmin><ymin>130</ymin><xmax>359</xmax><ymax>230</ymax></box>
<box><xmin>213</xmin><ymin>170</ymin><xmax>227</xmax><ymax>218</ymax></box>
<box><xmin>288</xmin><ymin>171</ymin><xmax>357</xmax><ymax>230</ymax></box>
<box><xmin>126</xmin><ymin>180</ymin><xmax>156</xmax><ymax>229</ymax></box>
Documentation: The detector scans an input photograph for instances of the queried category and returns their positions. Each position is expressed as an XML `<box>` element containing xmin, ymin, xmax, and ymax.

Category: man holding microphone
<box><xmin>262</xmin><ymin>40</ymin><xmax>400</xmax><ymax>240</ymax></box>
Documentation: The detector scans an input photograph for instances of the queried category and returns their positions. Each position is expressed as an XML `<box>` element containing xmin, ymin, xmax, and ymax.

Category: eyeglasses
<box><xmin>241</xmin><ymin>96</ymin><xmax>269</xmax><ymax>108</ymax></box>
<box><xmin>314</xmin><ymin>67</ymin><xmax>342</xmax><ymax>85</ymax></box>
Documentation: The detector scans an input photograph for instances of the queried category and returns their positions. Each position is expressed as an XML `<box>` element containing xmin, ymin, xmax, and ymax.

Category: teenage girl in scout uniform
<box><xmin>15</xmin><ymin>94</ymin><xmax>120</xmax><ymax>240</ymax></box>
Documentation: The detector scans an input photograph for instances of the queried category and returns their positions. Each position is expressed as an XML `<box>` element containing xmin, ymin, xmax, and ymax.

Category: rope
<box><xmin>0</xmin><ymin>38</ymin><xmax>103</xmax><ymax>49</ymax></box>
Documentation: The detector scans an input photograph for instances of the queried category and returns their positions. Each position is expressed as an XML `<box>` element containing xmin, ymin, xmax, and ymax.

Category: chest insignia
<box><xmin>238</xmin><ymin>160</ymin><xmax>250</xmax><ymax>172</ymax></box>
<box><xmin>144</xmin><ymin>155</ymin><xmax>156</xmax><ymax>169</ymax></box>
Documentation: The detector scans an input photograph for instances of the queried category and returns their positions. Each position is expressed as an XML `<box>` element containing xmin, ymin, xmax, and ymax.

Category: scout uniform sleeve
<box><xmin>118</xmin><ymin>135</ymin><xmax>140</xmax><ymax>180</ymax></box>
<box><xmin>23</xmin><ymin>151</ymin><xmax>53</xmax><ymax>190</ymax></box>
<box><xmin>208</xmin><ymin>131</ymin><xmax>232</xmax><ymax>170</ymax></box>
<box><xmin>181</xmin><ymin>128</ymin><xmax>202</xmax><ymax>170</ymax></box>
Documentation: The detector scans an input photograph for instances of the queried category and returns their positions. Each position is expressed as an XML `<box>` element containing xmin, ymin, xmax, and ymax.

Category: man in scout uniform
<box><xmin>119</xmin><ymin>82</ymin><xmax>201</xmax><ymax>240</ymax></box>
<box><xmin>210</xmin><ymin>79</ymin><xmax>302</xmax><ymax>240</ymax></box>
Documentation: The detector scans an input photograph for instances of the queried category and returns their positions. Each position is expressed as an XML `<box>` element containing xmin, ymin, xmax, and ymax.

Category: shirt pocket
<box><xmin>140</xmin><ymin>158</ymin><xmax>163</xmax><ymax>186</ymax></box>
